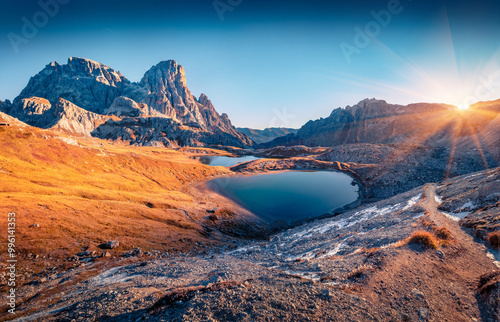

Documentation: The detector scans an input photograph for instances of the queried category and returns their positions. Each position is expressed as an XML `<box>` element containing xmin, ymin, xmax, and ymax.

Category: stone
<box><xmin>321</xmin><ymin>289</ymin><xmax>333</xmax><ymax>298</ymax></box>
<box><xmin>131</xmin><ymin>248</ymin><xmax>143</xmax><ymax>257</ymax></box>
<box><xmin>100</xmin><ymin>240</ymin><xmax>120</xmax><ymax>249</ymax></box>
<box><xmin>418</xmin><ymin>307</ymin><xmax>429</xmax><ymax>320</ymax></box>
<box><xmin>412</xmin><ymin>289</ymin><xmax>425</xmax><ymax>300</ymax></box>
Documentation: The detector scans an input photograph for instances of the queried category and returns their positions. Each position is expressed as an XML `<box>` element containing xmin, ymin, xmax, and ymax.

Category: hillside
<box><xmin>7</xmin><ymin>168</ymin><xmax>499</xmax><ymax>321</ymax></box>
<box><xmin>0</xmin><ymin>112</ymin><xmax>264</xmax><ymax>295</ymax></box>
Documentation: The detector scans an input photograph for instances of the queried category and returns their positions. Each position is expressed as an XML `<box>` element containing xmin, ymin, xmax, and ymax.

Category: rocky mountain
<box><xmin>7</xmin><ymin>97</ymin><xmax>109</xmax><ymax>136</ymax></box>
<box><xmin>253</xmin><ymin>99</ymin><xmax>500</xmax><ymax>200</ymax></box>
<box><xmin>7</xmin><ymin>57</ymin><xmax>252</xmax><ymax>147</ymax></box>
<box><xmin>237</xmin><ymin>127</ymin><xmax>298</xmax><ymax>144</ymax></box>
<box><xmin>0</xmin><ymin>99</ymin><xmax>11</xmax><ymax>114</ymax></box>
<box><xmin>264</xmin><ymin>99</ymin><xmax>463</xmax><ymax>147</ymax></box>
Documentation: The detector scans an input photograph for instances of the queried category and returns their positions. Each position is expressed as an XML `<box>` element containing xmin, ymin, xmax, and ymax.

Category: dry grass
<box><xmin>487</xmin><ymin>231</ymin><xmax>500</xmax><ymax>248</ymax></box>
<box><xmin>0</xmin><ymin>121</ymin><xmax>232</xmax><ymax>269</ymax></box>
<box><xmin>434</xmin><ymin>226</ymin><xmax>453</xmax><ymax>240</ymax></box>
<box><xmin>407</xmin><ymin>231</ymin><xmax>439</xmax><ymax>249</ymax></box>
<box><xmin>345</xmin><ymin>264</ymin><xmax>374</xmax><ymax>279</ymax></box>
<box><xmin>363</xmin><ymin>247</ymin><xmax>381</xmax><ymax>255</ymax></box>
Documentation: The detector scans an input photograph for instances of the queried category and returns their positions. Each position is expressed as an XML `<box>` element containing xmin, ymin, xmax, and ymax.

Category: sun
<box><xmin>456</xmin><ymin>104</ymin><xmax>470</xmax><ymax>110</ymax></box>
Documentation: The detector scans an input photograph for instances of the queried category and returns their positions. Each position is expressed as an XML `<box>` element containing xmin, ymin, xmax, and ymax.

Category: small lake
<box><xmin>198</xmin><ymin>155</ymin><xmax>260</xmax><ymax>167</ymax></box>
<box><xmin>208</xmin><ymin>171</ymin><xmax>359</xmax><ymax>223</ymax></box>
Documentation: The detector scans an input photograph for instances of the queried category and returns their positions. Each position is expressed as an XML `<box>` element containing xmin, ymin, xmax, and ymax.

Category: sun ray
<box><xmin>367</xmin><ymin>110</ymin><xmax>459</xmax><ymax>184</ymax></box>
<box><xmin>463</xmin><ymin>117</ymin><xmax>490</xmax><ymax>169</ymax></box>
<box><xmin>445</xmin><ymin>116</ymin><xmax>463</xmax><ymax>179</ymax></box>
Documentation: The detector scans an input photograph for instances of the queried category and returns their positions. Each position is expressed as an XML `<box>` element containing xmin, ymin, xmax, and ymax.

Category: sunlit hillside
<box><xmin>0</xmin><ymin>113</ymin><xmax>235</xmax><ymax>266</ymax></box>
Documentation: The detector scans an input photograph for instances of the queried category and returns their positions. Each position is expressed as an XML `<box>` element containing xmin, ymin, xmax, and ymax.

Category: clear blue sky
<box><xmin>1</xmin><ymin>0</ymin><xmax>500</xmax><ymax>129</ymax></box>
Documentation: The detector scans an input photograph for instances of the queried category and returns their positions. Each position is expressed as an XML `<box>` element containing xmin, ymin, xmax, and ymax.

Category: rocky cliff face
<box><xmin>264</xmin><ymin>99</ymin><xmax>500</xmax><ymax>147</ymax></box>
<box><xmin>0</xmin><ymin>100</ymin><xmax>11</xmax><ymax>114</ymax></box>
<box><xmin>7</xmin><ymin>97</ymin><xmax>108</xmax><ymax>136</ymax></box>
<box><xmin>9</xmin><ymin>57</ymin><xmax>252</xmax><ymax>147</ymax></box>
<box><xmin>14</xmin><ymin>57</ymin><xmax>129</xmax><ymax>114</ymax></box>
<box><xmin>258</xmin><ymin>99</ymin><xmax>500</xmax><ymax>199</ymax></box>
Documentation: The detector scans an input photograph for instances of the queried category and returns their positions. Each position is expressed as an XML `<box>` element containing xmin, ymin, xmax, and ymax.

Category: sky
<box><xmin>1</xmin><ymin>0</ymin><xmax>500</xmax><ymax>129</ymax></box>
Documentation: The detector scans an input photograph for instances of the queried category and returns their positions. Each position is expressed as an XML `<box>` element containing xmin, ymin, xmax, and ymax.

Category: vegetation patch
<box><xmin>407</xmin><ymin>231</ymin><xmax>439</xmax><ymax>249</ymax></box>
<box><xmin>345</xmin><ymin>264</ymin><xmax>374</xmax><ymax>280</ymax></box>
<box><xmin>487</xmin><ymin>231</ymin><xmax>500</xmax><ymax>248</ymax></box>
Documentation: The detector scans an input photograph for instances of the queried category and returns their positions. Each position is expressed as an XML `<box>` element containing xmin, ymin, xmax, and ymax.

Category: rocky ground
<box><xmin>239</xmin><ymin>142</ymin><xmax>498</xmax><ymax>201</ymax></box>
<box><xmin>4</xmin><ymin>168</ymin><xmax>499</xmax><ymax>321</ymax></box>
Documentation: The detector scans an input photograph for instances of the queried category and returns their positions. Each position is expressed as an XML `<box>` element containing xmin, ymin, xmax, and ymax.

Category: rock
<box><xmin>8</xmin><ymin>97</ymin><xmax>108</xmax><ymax>137</ymax></box>
<box><xmin>100</xmin><ymin>240</ymin><xmax>120</xmax><ymax>249</ymax></box>
<box><xmin>202</xmin><ymin>275</ymin><xmax>224</xmax><ymax>287</ymax></box>
<box><xmin>206</xmin><ymin>214</ymin><xmax>218</xmax><ymax>222</ymax></box>
<box><xmin>31</xmin><ymin>223</ymin><xmax>41</xmax><ymax>228</ymax></box>
<box><xmin>104</xmin><ymin>96</ymin><xmax>144</xmax><ymax>117</ymax></box>
<box><xmin>237</xmin><ymin>312</ymin><xmax>249</xmax><ymax>320</ymax></box>
<box><xmin>412</xmin><ymin>289</ymin><xmax>425</xmax><ymax>300</ymax></box>
<box><xmin>484</xmin><ymin>193</ymin><xmax>500</xmax><ymax>202</ymax></box>
<box><xmin>132</xmin><ymin>248</ymin><xmax>143</xmax><ymax>257</ymax></box>
<box><xmin>101</xmin><ymin>251</ymin><xmax>111</xmax><ymax>258</ymax></box>
<box><xmin>418</xmin><ymin>307</ymin><xmax>429</xmax><ymax>320</ymax></box>
<box><xmin>321</xmin><ymin>289</ymin><xmax>333</xmax><ymax>299</ymax></box>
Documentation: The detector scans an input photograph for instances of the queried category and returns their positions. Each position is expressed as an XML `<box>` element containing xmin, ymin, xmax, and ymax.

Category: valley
<box><xmin>0</xmin><ymin>57</ymin><xmax>499</xmax><ymax>321</ymax></box>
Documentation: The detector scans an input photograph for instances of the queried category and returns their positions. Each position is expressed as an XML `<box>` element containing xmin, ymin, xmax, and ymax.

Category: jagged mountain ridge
<box><xmin>264</xmin><ymin>98</ymin><xmax>499</xmax><ymax>149</ymax></box>
<box><xmin>236</xmin><ymin>127</ymin><xmax>298</xmax><ymax>144</ymax></box>
<box><xmin>4</xmin><ymin>57</ymin><xmax>252</xmax><ymax>147</ymax></box>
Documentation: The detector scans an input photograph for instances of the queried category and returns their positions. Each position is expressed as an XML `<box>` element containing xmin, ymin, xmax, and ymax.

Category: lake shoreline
<box><xmin>198</xmin><ymin>167</ymin><xmax>366</xmax><ymax>234</ymax></box>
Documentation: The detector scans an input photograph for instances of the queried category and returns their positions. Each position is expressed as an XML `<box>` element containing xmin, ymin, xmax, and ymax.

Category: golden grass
<box><xmin>0</xmin><ymin>122</ymin><xmax>231</xmax><ymax>265</ymax></box>
<box><xmin>487</xmin><ymin>231</ymin><xmax>500</xmax><ymax>248</ymax></box>
<box><xmin>407</xmin><ymin>231</ymin><xmax>439</xmax><ymax>249</ymax></box>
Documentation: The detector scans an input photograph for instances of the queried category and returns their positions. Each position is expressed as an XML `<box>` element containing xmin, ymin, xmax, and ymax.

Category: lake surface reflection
<box><xmin>199</xmin><ymin>155</ymin><xmax>260</xmax><ymax>167</ymax></box>
<box><xmin>208</xmin><ymin>171</ymin><xmax>359</xmax><ymax>223</ymax></box>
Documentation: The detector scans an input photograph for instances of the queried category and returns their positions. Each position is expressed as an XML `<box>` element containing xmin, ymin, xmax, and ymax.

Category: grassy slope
<box><xmin>0</xmin><ymin>116</ymin><xmax>231</xmax><ymax>263</ymax></box>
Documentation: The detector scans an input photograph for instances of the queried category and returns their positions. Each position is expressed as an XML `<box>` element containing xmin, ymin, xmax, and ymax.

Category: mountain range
<box><xmin>264</xmin><ymin>98</ymin><xmax>500</xmax><ymax>149</ymax></box>
<box><xmin>236</xmin><ymin>127</ymin><xmax>298</xmax><ymax>144</ymax></box>
<box><xmin>0</xmin><ymin>57</ymin><xmax>252</xmax><ymax>148</ymax></box>
<box><xmin>2</xmin><ymin>57</ymin><xmax>499</xmax><ymax>162</ymax></box>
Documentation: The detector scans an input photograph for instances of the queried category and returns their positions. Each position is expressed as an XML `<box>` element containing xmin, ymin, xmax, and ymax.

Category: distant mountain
<box><xmin>0</xmin><ymin>100</ymin><xmax>11</xmax><ymax>114</ymax></box>
<box><xmin>6</xmin><ymin>57</ymin><xmax>252</xmax><ymax>148</ymax></box>
<box><xmin>236</xmin><ymin>127</ymin><xmax>298</xmax><ymax>144</ymax></box>
<box><xmin>264</xmin><ymin>98</ymin><xmax>499</xmax><ymax>149</ymax></box>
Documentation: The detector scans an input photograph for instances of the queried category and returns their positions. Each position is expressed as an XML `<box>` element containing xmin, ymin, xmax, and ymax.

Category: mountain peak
<box><xmin>140</xmin><ymin>60</ymin><xmax>186</xmax><ymax>91</ymax></box>
<box><xmin>66</xmin><ymin>57</ymin><xmax>125</xmax><ymax>80</ymax></box>
<box><xmin>68</xmin><ymin>56</ymin><xmax>103</xmax><ymax>66</ymax></box>
<box><xmin>9</xmin><ymin>57</ymin><xmax>253</xmax><ymax>147</ymax></box>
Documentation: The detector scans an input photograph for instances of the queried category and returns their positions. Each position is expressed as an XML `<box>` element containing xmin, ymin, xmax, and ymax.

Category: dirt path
<box><xmin>357</xmin><ymin>183</ymin><xmax>499</xmax><ymax>321</ymax></box>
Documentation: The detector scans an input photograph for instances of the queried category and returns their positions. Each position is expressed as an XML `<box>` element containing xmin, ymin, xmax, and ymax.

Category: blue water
<box><xmin>199</xmin><ymin>155</ymin><xmax>260</xmax><ymax>167</ymax></box>
<box><xmin>208</xmin><ymin>171</ymin><xmax>359</xmax><ymax>223</ymax></box>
